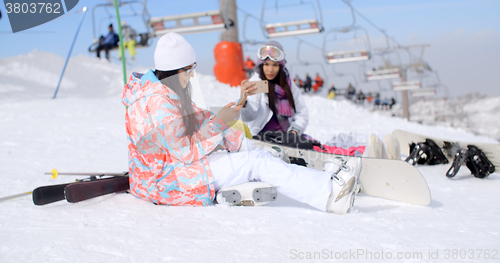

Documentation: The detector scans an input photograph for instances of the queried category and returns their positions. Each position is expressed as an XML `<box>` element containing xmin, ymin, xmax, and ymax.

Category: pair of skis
<box><xmin>31</xmin><ymin>169</ymin><xmax>130</xmax><ymax>206</ymax></box>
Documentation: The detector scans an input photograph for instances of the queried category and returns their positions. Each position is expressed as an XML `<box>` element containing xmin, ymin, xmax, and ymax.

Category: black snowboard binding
<box><xmin>405</xmin><ymin>139</ymin><xmax>449</xmax><ymax>166</ymax></box>
<box><xmin>446</xmin><ymin>145</ymin><xmax>495</xmax><ymax>178</ymax></box>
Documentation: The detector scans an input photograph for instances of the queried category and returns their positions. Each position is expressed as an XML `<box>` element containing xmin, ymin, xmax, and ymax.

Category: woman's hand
<box><xmin>240</xmin><ymin>79</ymin><xmax>258</xmax><ymax>97</ymax></box>
<box><xmin>216</xmin><ymin>102</ymin><xmax>242</xmax><ymax>124</ymax></box>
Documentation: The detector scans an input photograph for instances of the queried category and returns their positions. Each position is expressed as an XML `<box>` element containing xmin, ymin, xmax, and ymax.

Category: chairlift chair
<box><xmin>88</xmin><ymin>0</ymin><xmax>152</xmax><ymax>53</ymax></box>
<box><xmin>148</xmin><ymin>10</ymin><xmax>225</xmax><ymax>36</ymax></box>
<box><xmin>322</xmin><ymin>26</ymin><xmax>372</xmax><ymax>64</ymax></box>
<box><xmin>392</xmin><ymin>80</ymin><xmax>421</xmax><ymax>91</ymax></box>
<box><xmin>411</xmin><ymin>88</ymin><xmax>436</xmax><ymax>97</ymax></box>
<box><xmin>322</xmin><ymin>0</ymin><xmax>371</xmax><ymax>64</ymax></box>
<box><xmin>366</xmin><ymin>68</ymin><xmax>400</xmax><ymax>81</ymax></box>
<box><xmin>326</xmin><ymin>49</ymin><xmax>371</xmax><ymax>64</ymax></box>
<box><xmin>260</xmin><ymin>0</ymin><xmax>324</xmax><ymax>39</ymax></box>
<box><xmin>264</xmin><ymin>19</ymin><xmax>323</xmax><ymax>38</ymax></box>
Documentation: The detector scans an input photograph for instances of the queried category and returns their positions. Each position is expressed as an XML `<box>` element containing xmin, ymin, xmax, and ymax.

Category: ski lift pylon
<box><xmin>260</xmin><ymin>0</ymin><xmax>324</xmax><ymax>39</ymax></box>
<box><xmin>148</xmin><ymin>10</ymin><xmax>225</xmax><ymax>36</ymax></box>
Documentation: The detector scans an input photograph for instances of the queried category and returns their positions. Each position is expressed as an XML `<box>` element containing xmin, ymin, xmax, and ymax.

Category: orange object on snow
<box><xmin>214</xmin><ymin>41</ymin><xmax>248</xmax><ymax>87</ymax></box>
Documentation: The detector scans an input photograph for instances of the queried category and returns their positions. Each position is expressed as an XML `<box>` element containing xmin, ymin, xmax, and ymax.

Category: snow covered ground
<box><xmin>1</xmin><ymin>51</ymin><xmax>499</xmax><ymax>262</ymax></box>
<box><xmin>392</xmin><ymin>95</ymin><xmax>500</xmax><ymax>142</ymax></box>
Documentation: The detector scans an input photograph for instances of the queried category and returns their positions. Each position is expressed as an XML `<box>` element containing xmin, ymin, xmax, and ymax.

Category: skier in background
<box><xmin>327</xmin><ymin>84</ymin><xmax>336</xmax><ymax>99</ymax></box>
<box><xmin>366</xmin><ymin>92</ymin><xmax>373</xmax><ymax>104</ymax></box>
<box><xmin>374</xmin><ymin>93</ymin><xmax>381</xmax><ymax>109</ymax></box>
<box><xmin>244</xmin><ymin>56</ymin><xmax>256</xmax><ymax>77</ymax></box>
<box><xmin>121</xmin><ymin>33</ymin><xmax>360</xmax><ymax>215</ymax></box>
<box><xmin>357</xmin><ymin>90</ymin><xmax>366</xmax><ymax>105</ymax></box>
<box><xmin>293</xmin><ymin>74</ymin><xmax>303</xmax><ymax>90</ymax></box>
<box><xmin>96</xmin><ymin>24</ymin><xmax>119</xmax><ymax>60</ymax></box>
<box><xmin>118</xmin><ymin>21</ymin><xmax>138</xmax><ymax>61</ymax></box>
<box><xmin>303</xmin><ymin>73</ymin><xmax>312</xmax><ymax>93</ymax></box>
<box><xmin>312</xmin><ymin>73</ymin><xmax>323</xmax><ymax>92</ymax></box>
<box><xmin>389</xmin><ymin>97</ymin><xmax>396</xmax><ymax>109</ymax></box>
<box><xmin>347</xmin><ymin>83</ymin><xmax>356</xmax><ymax>100</ymax></box>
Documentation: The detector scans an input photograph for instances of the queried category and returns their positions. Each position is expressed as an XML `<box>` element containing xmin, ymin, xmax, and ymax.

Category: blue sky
<box><xmin>1</xmin><ymin>0</ymin><xmax>499</xmax><ymax>98</ymax></box>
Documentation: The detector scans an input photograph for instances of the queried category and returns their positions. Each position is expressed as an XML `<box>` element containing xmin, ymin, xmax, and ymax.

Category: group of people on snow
<box><xmin>328</xmin><ymin>83</ymin><xmax>397</xmax><ymax>110</ymax></box>
<box><xmin>292</xmin><ymin>73</ymin><xmax>324</xmax><ymax>93</ymax></box>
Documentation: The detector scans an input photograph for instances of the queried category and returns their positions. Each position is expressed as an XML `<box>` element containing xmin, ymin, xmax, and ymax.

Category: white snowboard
<box><xmin>392</xmin><ymin>129</ymin><xmax>500</xmax><ymax>168</ymax></box>
<box><xmin>252</xmin><ymin>140</ymin><xmax>431</xmax><ymax>206</ymax></box>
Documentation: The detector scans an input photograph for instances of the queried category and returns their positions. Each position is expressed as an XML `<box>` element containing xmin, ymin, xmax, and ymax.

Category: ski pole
<box><xmin>53</xmin><ymin>7</ymin><xmax>88</xmax><ymax>99</ymax></box>
<box><xmin>0</xmin><ymin>191</ymin><xmax>33</xmax><ymax>203</ymax></box>
<box><xmin>45</xmin><ymin>169</ymin><xmax>128</xmax><ymax>179</ymax></box>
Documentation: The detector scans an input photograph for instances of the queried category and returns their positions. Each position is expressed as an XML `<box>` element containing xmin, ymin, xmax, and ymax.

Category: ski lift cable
<box><xmin>346</xmin><ymin>1</ymin><xmax>433</xmax><ymax>69</ymax></box>
<box><xmin>295</xmin><ymin>40</ymin><xmax>329</xmax><ymax>86</ymax></box>
<box><xmin>342</xmin><ymin>0</ymin><xmax>391</xmax><ymax>49</ymax></box>
<box><xmin>346</xmin><ymin>1</ymin><xmax>437</xmax><ymax>77</ymax></box>
<box><xmin>330</xmin><ymin>64</ymin><xmax>360</xmax><ymax>87</ymax></box>
<box><xmin>240</xmin><ymin>14</ymin><xmax>267</xmax><ymax>45</ymax></box>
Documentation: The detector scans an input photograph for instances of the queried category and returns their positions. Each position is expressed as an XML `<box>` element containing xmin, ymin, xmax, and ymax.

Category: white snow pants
<box><xmin>207</xmin><ymin>138</ymin><xmax>332</xmax><ymax>211</ymax></box>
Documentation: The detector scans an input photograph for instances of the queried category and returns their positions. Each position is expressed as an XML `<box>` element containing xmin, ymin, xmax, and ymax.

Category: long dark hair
<box><xmin>154</xmin><ymin>69</ymin><xmax>198</xmax><ymax>137</ymax></box>
<box><xmin>258</xmin><ymin>63</ymin><xmax>296</xmax><ymax>114</ymax></box>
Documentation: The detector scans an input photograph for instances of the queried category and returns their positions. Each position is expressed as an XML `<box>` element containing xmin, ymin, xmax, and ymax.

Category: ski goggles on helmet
<box><xmin>257</xmin><ymin>45</ymin><xmax>285</xmax><ymax>62</ymax></box>
<box><xmin>180</xmin><ymin>62</ymin><xmax>197</xmax><ymax>76</ymax></box>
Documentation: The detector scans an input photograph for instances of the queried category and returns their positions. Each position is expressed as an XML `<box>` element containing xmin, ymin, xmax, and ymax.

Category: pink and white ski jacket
<box><xmin>121</xmin><ymin>70</ymin><xmax>244</xmax><ymax>206</ymax></box>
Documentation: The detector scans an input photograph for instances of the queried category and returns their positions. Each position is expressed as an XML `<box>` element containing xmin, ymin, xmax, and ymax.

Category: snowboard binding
<box><xmin>405</xmin><ymin>139</ymin><xmax>449</xmax><ymax>166</ymax></box>
<box><xmin>215</xmin><ymin>182</ymin><xmax>277</xmax><ymax>206</ymax></box>
<box><xmin>446</xmin><ymin>145</ymin><xmax>495</xmax><ymax>178</ymax></box>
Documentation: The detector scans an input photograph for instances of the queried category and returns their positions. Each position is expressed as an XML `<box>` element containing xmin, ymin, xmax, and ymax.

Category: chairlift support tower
<box><xmin>374</xmin><ymin>44</ymin><xmax>431</xmax><ymax>120</ymax></box>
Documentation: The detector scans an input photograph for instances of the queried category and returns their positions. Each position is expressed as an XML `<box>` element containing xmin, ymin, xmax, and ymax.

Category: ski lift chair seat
<box><xmin>148</xmin><ymin>10</ymin><xmax>225</xmax><ymax>37</ymax></box>
<box><xmin>411</xmin><ymin>88</ymin><xmax>436</xmax><ymax>97</ymax></box>
<box><xmin>366</xmin><ymin>68</ymin><xmax>401</xmax><ymax>81</ymax></box>
<box><xmin>326</xmin><ymin>50</ymin><xmax>371</xmax><ymax>64</ymax></box>
<box><xmin>392</xmin><ymin>81</ymin><xmax>421</xmax><ymax>91</ymax></box>
<box><xmin>264</xmin><ymin>19</ymin><xmax>323</xmax><ymax>38</ymax></box>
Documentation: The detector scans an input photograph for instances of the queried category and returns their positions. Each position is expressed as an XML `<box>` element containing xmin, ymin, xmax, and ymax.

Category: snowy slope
<box><xmin>0</xmin><ymin>52</ymin><xmax>499</xmax><ymax>262</ymax></box>
<box><xmin>389</xmin><ymin>94</ymin><xmax>500</xmax><ymax>142</ymax></box>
